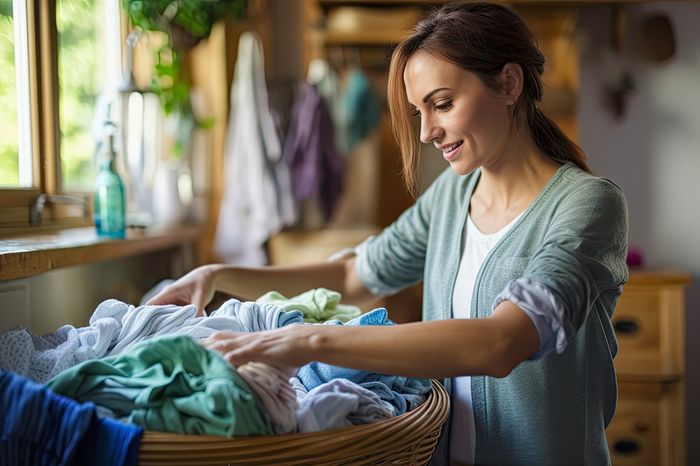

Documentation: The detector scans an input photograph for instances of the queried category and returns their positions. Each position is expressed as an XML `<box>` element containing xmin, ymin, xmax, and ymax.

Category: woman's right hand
<box><xmin>145</xmin><ymin>264</ymin><xmax>222</xmax><ymax>316</ymax></box>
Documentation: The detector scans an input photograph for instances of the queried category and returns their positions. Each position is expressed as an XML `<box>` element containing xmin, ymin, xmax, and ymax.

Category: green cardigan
<box><xmin>357</xmin><ymin>162</ymin><xmax>628</xmax><ymax>465</ymax></box>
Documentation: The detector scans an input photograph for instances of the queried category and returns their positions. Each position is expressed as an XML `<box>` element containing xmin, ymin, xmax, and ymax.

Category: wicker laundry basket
<box><xmin>138</xmin><ymin>379</ymin><xmax>449</xmax><ymax>466</ymax></box>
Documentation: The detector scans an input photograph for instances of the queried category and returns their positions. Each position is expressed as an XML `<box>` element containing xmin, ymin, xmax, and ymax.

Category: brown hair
<box><xmin>388</xmin><ymin>2</ymin><xmax>590</xmax><ymax>195</ymax></box>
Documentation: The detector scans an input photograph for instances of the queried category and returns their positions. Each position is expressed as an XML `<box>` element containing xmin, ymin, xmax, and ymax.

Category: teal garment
<box><xmin>256</xmin><ymin>288</ymin><xmax>361</xmax><ymax>323</ymax></box>
<box><xmin>343</xmin><ymin>69</ymin><xmax>380</xmax><ymax>153</ymax></box>
<box><xmin>47</xmin><ymin>335</ymin><xmax>270</xmax><ymax>438</ymax></box>
<box><xmin>356</xmin><ymin>163</ymin><xmax>628</xmax><ymax>466</ymax></box>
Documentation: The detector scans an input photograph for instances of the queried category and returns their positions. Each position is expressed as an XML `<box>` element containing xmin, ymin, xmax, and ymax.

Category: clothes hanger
<box><xmin>307</xmin><ymin>34</ymin><xmax>330</xmax><ymax>85</ymax></box>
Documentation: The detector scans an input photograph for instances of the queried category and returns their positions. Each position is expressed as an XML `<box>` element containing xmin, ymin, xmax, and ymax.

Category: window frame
<box><xmin>0</xmin><ymin>0</ymin><xmax>126</xmax><ymax>234</ymax></box>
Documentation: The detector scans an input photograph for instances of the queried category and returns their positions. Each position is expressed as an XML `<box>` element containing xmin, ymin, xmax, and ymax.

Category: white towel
<box><xmin>214</xmin><ymin>31</ymin><xmax>295</xmax><ymax>265</ymax></box>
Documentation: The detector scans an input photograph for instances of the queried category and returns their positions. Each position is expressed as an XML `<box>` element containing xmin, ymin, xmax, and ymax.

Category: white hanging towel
<box><xmin>214</xmin><ymin>31</ymin><xmax>296</xmax><ymax>265</ymax></box>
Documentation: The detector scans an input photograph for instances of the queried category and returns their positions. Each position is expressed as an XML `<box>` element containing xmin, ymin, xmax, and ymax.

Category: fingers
<box><xmin>145</xmin><ymin>284</ymin><xmax>183</xmax><ymax>306</ymax></box>
<box><xmin>223</xmin><ymin>344</ymin><xmax>257</xmax><ymax>367</ymax></box>
<box><xmin>144</xmin><ymin>290</ymin><xmax>165</xmax><ymax>306</ymax></box>
<box><xmin>145</xmin><ymin>287</ymin><xmax>194</xmax><ymax>308</ymax></box>
<box><xmin>193</xmin><ymin>291</ymin><xmax>205</xmax><ymax>317</ymax></box>
<box><xmin>202</xmin><ymin>331</ymin><xmax>242</xmax><ymax>352</ymax></box>
<box><xmin>202</xmin><ymin>331</ymin><xmax>255</xmax><ymax>366</ymax></box>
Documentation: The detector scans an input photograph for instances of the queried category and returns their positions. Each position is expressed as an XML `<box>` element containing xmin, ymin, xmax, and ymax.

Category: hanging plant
<box><xmin>122</xmin><ymin>0</ymin><xmax>247</xmax><ymax>119</ymax></box>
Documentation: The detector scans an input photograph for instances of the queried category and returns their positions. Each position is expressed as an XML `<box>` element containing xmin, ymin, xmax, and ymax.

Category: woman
<box><xmin>148</xmin><ymin>3</ymin><xmax>628</xmax><ymax>465</ymax></box>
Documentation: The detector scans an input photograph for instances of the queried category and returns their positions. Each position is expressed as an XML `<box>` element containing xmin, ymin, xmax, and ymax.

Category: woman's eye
<box><xmin>435</xmin><ymin>101</ymin><xmax>453</xmax><ymax>112</ymax></box>
<box><xmin>412</xmin><ymin>109</ymin><xmax>421</xmax><ymax>118</ymax></box>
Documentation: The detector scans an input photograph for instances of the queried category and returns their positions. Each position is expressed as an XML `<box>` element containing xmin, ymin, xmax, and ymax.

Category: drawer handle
<box><xmin>614</xmin><ymin>319</ymin><xmax>639</xmax><ymax>335</ymax></box>
<box><xmin>614</xmin><ymin>440</ymin><xmax>640</xmax><ymax>455</ymax></box>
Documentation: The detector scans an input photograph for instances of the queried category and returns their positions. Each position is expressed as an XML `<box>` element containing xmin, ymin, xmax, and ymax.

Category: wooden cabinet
<box><xmin>607</xmin><ymin>270</ymin><xmax>690</xmax><ymax>466</ymax></box>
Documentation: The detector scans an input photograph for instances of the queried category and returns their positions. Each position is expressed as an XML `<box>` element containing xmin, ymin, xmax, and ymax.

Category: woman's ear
<box><xmin>498</xmin><ymin>63</ymin><xmax>524</xmax><ymax>105</ymax></box>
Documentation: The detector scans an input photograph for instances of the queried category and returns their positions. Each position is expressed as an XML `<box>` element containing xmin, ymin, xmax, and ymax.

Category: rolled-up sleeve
<box><xmin>494</xmin><ymin>278</ymin><xmax>561</xmax><ymax>359</ymax></box>
<box><xmin>500</xmin><ymin>178</ymin><xmax>629</xmax><ymax>354</ymax></box>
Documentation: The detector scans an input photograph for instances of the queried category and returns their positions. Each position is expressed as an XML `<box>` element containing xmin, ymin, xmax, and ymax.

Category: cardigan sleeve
<box><xmin>514</xmin><ymin>177</ymin><xmax>629</xmax><ymax>352</ymax></box>
<box><xmin>355</xmin><ymin>172</ymin><xmax>443</xmax><ymax>296</ymax></box>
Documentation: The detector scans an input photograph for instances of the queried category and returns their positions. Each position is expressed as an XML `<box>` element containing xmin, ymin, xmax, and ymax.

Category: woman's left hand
<box><xmin>202</xmin><ymin>324</ymin><xmax>316</xmax><ymax>368</ymax></box>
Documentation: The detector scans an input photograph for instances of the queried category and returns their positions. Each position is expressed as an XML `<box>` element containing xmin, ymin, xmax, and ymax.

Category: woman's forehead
<box><xmin>404</xmin><ymin>53</ymin><xmax>470</xmax><ymax>102</ymax></box>
<box><xmin>405</xmin><ymin>52</ymin><xmax>456</xmax><ymax>77</ymax></box>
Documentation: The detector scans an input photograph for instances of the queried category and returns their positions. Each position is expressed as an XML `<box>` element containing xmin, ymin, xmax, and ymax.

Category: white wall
<box><xmin>578</xmin><ymin>3</ymin><xmax>700</xmax><ymax>464</ymax></box>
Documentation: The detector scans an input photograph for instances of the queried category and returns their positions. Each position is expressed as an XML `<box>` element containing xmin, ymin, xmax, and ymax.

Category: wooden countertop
<box><xmin>0</xmin><ymin>225</ymin><xmax>201</xmax><ymax>281</ymax></box>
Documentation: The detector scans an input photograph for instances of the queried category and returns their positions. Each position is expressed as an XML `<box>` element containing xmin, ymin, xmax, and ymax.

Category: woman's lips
<box><xmin>442</xmin><ymin>140</ymin><xmax>464</xmax><ymax>161</ymax></box>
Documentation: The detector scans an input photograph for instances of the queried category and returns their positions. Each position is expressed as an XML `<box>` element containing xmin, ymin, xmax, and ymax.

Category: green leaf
<box><xmin>121</xmin><ymin>0</ymin><xmax>248</xmax><ymax>127</ymax></box>
<box><xmin>0</xmin><ymin>1</ymin><xmax>12</xmax><ymax>18</ymax></box>
<box><xmin>197</xmin><ymin>116</ymin><xmax>216</xmax><ymax>129</ymax></box>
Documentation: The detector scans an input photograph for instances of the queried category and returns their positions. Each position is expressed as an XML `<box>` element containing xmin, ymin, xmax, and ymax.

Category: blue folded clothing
<box><xmin>297</xmin><ymin>308</ymin><xmax>432</xmax><ymax>415</ymax></box>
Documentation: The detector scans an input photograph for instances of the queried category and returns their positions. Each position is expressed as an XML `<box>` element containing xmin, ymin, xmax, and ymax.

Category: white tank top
<box><xmin>449</xmin><ymin>211</ymin><xmax>523</xmax><ymax>464</ymax></box>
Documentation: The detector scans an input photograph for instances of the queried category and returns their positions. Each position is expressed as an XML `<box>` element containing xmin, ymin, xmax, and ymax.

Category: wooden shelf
<box><xmin>325</xmin><ymin>30</ymin><xmax>407</xmax><ymax>45</ymax></box>
<box><xmin>0</xmin><ymin>225</ymin><xmax>202</xmax><ymax>281</ymax></box>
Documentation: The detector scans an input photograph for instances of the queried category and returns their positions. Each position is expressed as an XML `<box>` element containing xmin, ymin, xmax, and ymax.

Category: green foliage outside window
<box><xmin>0</xmin><ymin>1</ymin><xmax>19</xmax><ymax>187</ymax></box>
<box><xmin>58</xmin><ymin>0</ymin><xmax>104</xmax><ymax>191</ymax></box>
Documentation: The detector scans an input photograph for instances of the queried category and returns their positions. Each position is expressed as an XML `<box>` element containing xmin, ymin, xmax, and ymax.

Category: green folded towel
<box><xmin>256</xmin><ymin>288</ymin><xmax>362</xmax><ymax>323</ymax></box>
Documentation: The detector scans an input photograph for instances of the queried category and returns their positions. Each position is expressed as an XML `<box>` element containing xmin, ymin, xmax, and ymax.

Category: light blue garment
<box><xmin>105</xmin><ymin>301</ymin><xmax>201</xmax><ymax>355</ymax></box>
<box><xmin>297</xmin><ymin>308</ymin><xmax>432</xmax><ymax>415</ymax></box>
<box><xmin>0</xmin><ymin>370</ymin><xmax>142</xmax><ymax>466</ymax></box>
<box><xmin>292</xmin><ymin>377</ymin><xmax>394</xmax><ymax>432</ymax></box>
<box><xmin>322</xmin><ymin>306</ymin><xmax>388</xmax><ymax>326</ymax></box>
<box><xmin>0</xmin><ymin>298</ymin><xmax>303</xmax><ymax>383</ymax></box>
<box><xmin>0</xmin><ymin>320</ymin><xmax>121</xmax><ymax>384</ymax></box>
<box><xmin>355</xmin><ymin>163</ymin><xmax>628</xmax><ymax>465</ymax></box>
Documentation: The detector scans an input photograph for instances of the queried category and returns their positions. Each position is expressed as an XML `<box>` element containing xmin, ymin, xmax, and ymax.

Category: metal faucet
<box><xmin>29</xmin><ymin>193</ymin><xmax>90</xmax><ymax>226</ymax></box>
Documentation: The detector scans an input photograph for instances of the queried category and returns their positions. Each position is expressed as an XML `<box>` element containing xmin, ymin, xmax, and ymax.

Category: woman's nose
<box><xmin>419</xmin><ymin>116</ymin><xmax>441</xmax><ymax>144</ymax></box>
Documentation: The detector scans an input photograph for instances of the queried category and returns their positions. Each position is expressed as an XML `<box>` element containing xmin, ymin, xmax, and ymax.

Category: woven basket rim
<box><xmin>138</xmin><ymin>379</ymin><xmax>449</xmax><ymax>465</ymax></box>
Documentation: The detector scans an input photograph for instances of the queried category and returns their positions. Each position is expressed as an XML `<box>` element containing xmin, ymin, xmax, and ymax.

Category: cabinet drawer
<box><xmin>612</xmin><ymin>286</ymin><xmax>684</xmax><ymax>378</ymax></box>
<box><xmin>607</xmin><ymin>383</ymin><xmax>661</xmax><ymax>466</ymax></box>
<box><xmin>607</xmin><ymin>382</ymin><xmax>683</xmax><ymax>466</ymax></box>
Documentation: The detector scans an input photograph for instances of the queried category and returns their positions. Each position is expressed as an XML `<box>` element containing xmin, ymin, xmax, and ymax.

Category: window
<box><xmin>0</xmin><ymin>0</ymin><xmax>123</xmax><ymax>231</ymax></box>
<box><xmin>58</xmin><ymin>0</ymin><xmax>122</xmax><ymax>191</ymax></box>
<box><xmin>0</xmin><ymin>0</ymin><xmax>32</xmax><ymax>188</ymax></box>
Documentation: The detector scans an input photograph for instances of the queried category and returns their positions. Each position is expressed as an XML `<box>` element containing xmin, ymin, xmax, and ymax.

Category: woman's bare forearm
<box><xmin>310</xmin><ymin>301</ymin><xmax>539</xmax><ymax>378</ymax></box>
<box><xmin>209</xmin><ymin>301</ymin><xmax>540</xmax><ymax>379</ymax></box>
<box><xmin>305</xmin><ymin>302</ymin><xmax>537</xmax><ymax>378</ymax></box>
<box><xmin>207</xmin><ymin>257</ymin><xmax>374</xmax><ymax>304</ymax></box>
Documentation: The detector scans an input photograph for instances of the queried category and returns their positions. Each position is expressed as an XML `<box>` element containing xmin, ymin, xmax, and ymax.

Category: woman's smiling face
<box><xmin>403</xmin><ymin>52</ymin><xmax>514</xmax><ymax>175</ymax></box>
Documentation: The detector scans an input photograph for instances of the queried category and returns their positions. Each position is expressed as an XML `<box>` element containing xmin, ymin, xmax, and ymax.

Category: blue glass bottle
<box><xmin>94</xmin><ymin>129</ymin><xmax>126</xmax><ymax>238</ymax></box>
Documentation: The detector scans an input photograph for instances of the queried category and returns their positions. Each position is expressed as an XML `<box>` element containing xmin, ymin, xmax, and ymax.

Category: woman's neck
<box><xmin>473</xmin><ymin>131</ymin><xmax>561</xmax><ymax>213</ymax></box>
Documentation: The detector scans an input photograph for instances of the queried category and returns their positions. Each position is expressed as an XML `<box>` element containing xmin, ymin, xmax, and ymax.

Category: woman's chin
<box><xmin>448</xmin><ymin>158</ymin><xmax>478</xmax><ymax>176</ymax></box>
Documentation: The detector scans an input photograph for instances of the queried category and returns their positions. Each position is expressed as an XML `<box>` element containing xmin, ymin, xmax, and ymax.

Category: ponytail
<box><xmin>526</xmin><ymin>103</ymin><xmax>591</xmax><ymax>173</ymax></box>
